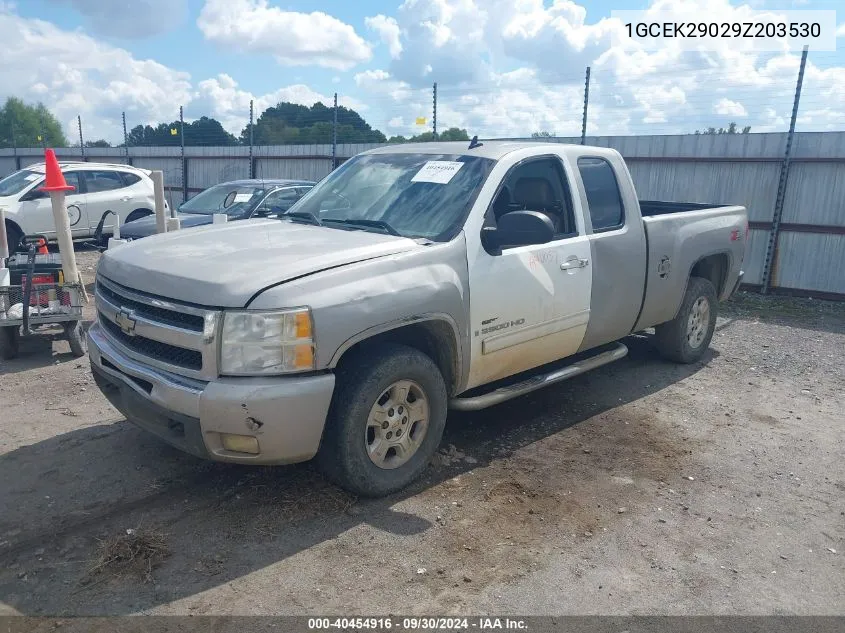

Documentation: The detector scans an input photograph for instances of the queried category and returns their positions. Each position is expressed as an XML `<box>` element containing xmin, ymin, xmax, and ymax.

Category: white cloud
<box><xmin>386</xmin><ymin>0</ymin><xmax>491</xmax><ymax>85</ymax></box>
<box><xmin>714</xmin><ymin>98</ymin><xmax>748</xmax><ymax>117</ymax></box>
<box><xmin>45</xmin><ymin>0</ymin><xmax>188</xmax><ymax>38</ymax></box>
<box><xmin>197</xmin><ymin>0</ymin><xmax>371</xmax><ymax>70</ymax></box>
<box><xmin>836</xmin><ymin>23</ymin><xmax>845</xmax><ymax>37</ymax></box>
<box><xmin>194</xmin><ymin>74</ymin><xmax>367</xmax><ymax>136</ymax></box>
<box><xmin>366</xmin><ymin>14</ymin><xmax>403</xmax><ymax>58</ymax></box>
<box><xmin>0</xmin><ymin>10</ymin><xmax>192</xmax><ymax>143</ymax></box>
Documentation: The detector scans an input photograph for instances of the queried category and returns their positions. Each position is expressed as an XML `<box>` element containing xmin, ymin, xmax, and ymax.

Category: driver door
<box><xmin>465</xmin><ymin>156</ymin><xmax>592</xmax><ymax>388</ymax></box>
<box><xmin>18</xmin><ymin>171</ymin><xmax>88</xmax><ymax>238</ymax></box>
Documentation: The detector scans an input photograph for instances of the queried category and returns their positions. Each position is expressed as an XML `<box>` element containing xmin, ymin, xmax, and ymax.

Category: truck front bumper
<box><xmin>88</xmin><ymin>322</ymin><xmax>335</xmax><ymax>465</ymax></box>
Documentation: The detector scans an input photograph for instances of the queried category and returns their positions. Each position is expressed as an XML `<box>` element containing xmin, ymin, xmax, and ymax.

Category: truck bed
<box><xmin>633</xmin><ymin>203</ymin><xmax>747</xmax><ymax>332</ymax></box>
<box><xmin>639</xmin><ymin>200</ymin><xmax>731</xmax><ymax>217</ymax></box>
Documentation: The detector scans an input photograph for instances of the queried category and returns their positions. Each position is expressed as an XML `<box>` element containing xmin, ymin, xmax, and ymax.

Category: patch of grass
<box><xmin>87</xmin><ymin>526</ymin><xmax>170</xmax><ymax>583</ymax></box>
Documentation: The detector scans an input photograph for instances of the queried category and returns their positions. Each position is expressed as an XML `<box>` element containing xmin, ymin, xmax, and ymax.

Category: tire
<box><xmin>654</xmin><ymin>276</ymin><xmax>718</xmax><ymax>364</ymax></box>
<box><xmin>5</xmin><ymin>222</ymin><xmax>22</xmax><ymax>256</ymax></box>
<box><xmin>64</xmin><ymin>321</ymin><xmax>87</xmax><ymax>357</ymax></box>
<box><xmin>124</xmin><ymin>209</ymin><xmax>153</xmax><ymax>225</ymax></box>
<box><xmin>317</xmin><ymin>343</ymin><xmax>448</xmax><ymax>497</ymax></box>
<box><xmin>0</xmin><ymin>326</ymin><xmax>20</xmax><ymax>360</ymax></box>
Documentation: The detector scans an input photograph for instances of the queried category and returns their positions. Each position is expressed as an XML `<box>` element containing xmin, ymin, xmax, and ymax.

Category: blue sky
<box><xmin>2</xmin><ymin>0</ymin><xmax>843</xmax><ymax>141</ymax></box>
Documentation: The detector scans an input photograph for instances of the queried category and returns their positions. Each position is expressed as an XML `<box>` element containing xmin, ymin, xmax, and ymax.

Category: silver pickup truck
<box><xmin>88</xmin><ymin>141</ymin><xmax>746</xmax><ymax>496</ymax></box>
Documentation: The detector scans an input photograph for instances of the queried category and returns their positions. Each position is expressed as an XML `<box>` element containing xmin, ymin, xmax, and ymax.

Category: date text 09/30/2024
<box><xmin>307</xmin><ymin>617</ymin><xmax>528</xmax><ymax>630</ymax></box>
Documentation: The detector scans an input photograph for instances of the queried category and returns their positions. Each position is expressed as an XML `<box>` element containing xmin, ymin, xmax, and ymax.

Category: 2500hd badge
<box><xmin>478</xmin><ymin>317</ymin><xmax>526</xmax><ymax>336</ymax></box>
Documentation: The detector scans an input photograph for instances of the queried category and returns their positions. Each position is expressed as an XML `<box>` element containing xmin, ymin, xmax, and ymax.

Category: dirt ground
<box><xmin>0</xmin><ymin>248</ymin><xmax>843</xmax><ymax>616</ymax></box>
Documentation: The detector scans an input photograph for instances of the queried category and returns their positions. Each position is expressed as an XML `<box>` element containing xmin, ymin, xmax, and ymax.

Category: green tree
<box><xmin>127</xmin><ymin>116</ymin><xmax>237</xmax><ymax>146</ymax></box>
<box><xmin>437</xmin><ymin>127</ymin><xmax>470</xmax><ymax>141</ymax></box>
<box><xmin>84</xmin><ymin>139</ymin><xmax>111</xmax><ymax>148</ymax></box>
<box><xmin>695</xmin><ymin>122</ymin><xmax>751</xmax><ymax>134</ymax></box>
<box><xmin>242</xmin><ymin>102</ymin><xmax>386</xmax><ymax>145</ymax></box>
<box><xmin>0</xmin><ymin>97</ymin><xmax>68</xmax><ymax>148</ymax></box>
<box><xmin>387</xmin><ymin>127</ymin><xmax>469</xmax><ymax>143</ymax></box>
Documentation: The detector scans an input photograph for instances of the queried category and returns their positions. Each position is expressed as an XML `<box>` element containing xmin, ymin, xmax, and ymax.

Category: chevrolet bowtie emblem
<box><xmin>115</xmin><ymin>309</ymin><xmax>137</xmax><ymax>336</ymax></box>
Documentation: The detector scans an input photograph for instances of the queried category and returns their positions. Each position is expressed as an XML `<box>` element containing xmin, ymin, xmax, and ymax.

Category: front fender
<box><xmin>248</xmin><ymin>235</ymin><xmax>472</xmax><ymax>390</ymax></box>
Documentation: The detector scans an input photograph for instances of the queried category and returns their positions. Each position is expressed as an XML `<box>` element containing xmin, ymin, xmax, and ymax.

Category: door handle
<box><xmin>560</xmin><ymin>257</ymin><xmax>589</xmax><ymax>270</ymax></box>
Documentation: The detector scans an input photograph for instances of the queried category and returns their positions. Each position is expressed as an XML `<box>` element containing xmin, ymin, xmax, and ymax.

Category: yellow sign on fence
<box><xmin>415</xmin><ymin>117</ymin><xmax>427</xmax><ymax>126</ymax></box>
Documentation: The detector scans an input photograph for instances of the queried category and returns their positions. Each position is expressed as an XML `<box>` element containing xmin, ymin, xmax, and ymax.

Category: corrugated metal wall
<box><xmin>1</xmin><ymin>133</ymin><xmax>842</xmax><ymax>297</ymax></box>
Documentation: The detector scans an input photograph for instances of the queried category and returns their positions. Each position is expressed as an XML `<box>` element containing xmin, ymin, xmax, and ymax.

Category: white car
<box><xmin>0</xmin><ymin>162</ymin><xmax>158</xmax><ymax>253</ymax></box>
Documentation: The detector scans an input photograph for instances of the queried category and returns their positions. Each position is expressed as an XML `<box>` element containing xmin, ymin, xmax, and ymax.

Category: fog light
<box><xmin>220</xmin><ymin>433</ymin><xmax>260</xmax><ymax>454</ymax></box>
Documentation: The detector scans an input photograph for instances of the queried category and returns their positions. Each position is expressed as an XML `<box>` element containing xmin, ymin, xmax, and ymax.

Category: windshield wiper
<box><xmin>323</xmin><ymin>218</ymin><xmax>401</xmax><ymax>236</ymax></box>
<box><xmin>283</xmin><ymin>211</ymin><xmax>323</xmax><ymax>226</ymax></box>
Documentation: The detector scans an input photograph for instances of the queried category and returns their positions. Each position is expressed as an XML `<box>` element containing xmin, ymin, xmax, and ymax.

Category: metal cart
<box><xmin>0</xmin><ymin>236</ymin><xmax>87</xmax><ymax>360</ymax></box>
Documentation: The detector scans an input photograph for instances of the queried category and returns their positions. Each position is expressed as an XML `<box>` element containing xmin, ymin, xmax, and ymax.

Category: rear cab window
<box><xmin>577</xmin><ymin>157</ymin><xmax>625</xmax><ymax>232</ymax></box>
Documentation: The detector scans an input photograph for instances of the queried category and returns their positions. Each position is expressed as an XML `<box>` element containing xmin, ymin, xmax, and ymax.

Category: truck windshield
<box><xmin>287</xmin><ymin>153</ymin><xmax>495</xmax><ymax>240</ymax></box>
<box><xmin>0</xmin><ymin>170</ymin><xmax>40</xmax><ymax>197</ymax></box>
<box><xmin>179</xmin><ymin>184</ymin><xmax>266</xmax><ymax>215</ymax></box>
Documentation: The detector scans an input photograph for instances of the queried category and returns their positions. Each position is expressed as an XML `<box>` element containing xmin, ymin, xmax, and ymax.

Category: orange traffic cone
<box><xmin>37</xmin><ymin>238</ymin><xmax>48</xmax><ymax>254</ymax></box>
<box><xmin>38</xmin><ymin>149</ymin><xmax>75</xmax><ymax>193</ymax></box>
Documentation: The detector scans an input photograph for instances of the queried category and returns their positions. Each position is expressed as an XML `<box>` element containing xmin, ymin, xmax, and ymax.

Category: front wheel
<box><xmin>654</xmin><ymin>276</ymin><xmax>718</xmax><ymax>364</ymax></box>
<box><xmin>317</xmin><ymin>343</ymin><xmax>448</xmax><ymax>497</ymax></box>
<box><xmin>64</xmin><ymin>321</ymin><xmax>87</xmax><ymax>357</ymax></box>
<box><xmin>0</xmin><ymin>326</ymin><xmax>20</xmax><ymax>360</ymax></box>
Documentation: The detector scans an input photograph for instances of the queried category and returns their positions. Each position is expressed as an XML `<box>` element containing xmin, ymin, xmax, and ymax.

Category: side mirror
<box><xmin>492</xmin><ymin>210</ymin><xmax>555</xmax><ymax>249</ymax></box>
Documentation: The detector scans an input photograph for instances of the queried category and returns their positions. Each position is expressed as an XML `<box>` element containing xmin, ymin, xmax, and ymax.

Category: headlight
<box><xmin>220</xmin><ymin>308</ymin><xmax>314</xmax><ymax>375</ymax></box>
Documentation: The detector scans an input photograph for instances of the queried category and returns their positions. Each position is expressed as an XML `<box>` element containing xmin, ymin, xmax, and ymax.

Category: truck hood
<box><xmin>98</xmin><ymin>219</ymin><xmax>421</xmax><ymax>307</ymax></box>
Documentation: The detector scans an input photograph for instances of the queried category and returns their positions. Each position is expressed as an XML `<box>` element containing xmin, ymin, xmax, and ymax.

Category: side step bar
<box><xmin>449</xmin><ymin>342</ymin><xmax>628</xmax><ymax>411</ymax></box>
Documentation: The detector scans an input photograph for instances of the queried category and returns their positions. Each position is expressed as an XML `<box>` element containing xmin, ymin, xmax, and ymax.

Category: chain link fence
<box><xmin>1</xmin><ymin>53</ymin><xmax>843</xmax><ymax>297</ymax></box>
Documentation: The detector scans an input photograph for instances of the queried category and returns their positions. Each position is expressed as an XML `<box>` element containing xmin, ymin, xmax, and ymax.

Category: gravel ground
<box><xmin>0</xmin><ymin>248</ymin><xmax>843</xmax><ymax>616</ymax></box>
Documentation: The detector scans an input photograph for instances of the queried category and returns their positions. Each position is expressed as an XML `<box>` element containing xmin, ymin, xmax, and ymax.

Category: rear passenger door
<box><xmin>466</xmin><ymin>155</ymin><xmax>593</xmax><ymax>387</ymax></box>
<box><xmin>573</xmin><ymin>155</ymin><xmax>646</xmax><ymax>351</ymax></box>
<box><xmin>83</xmin><ymin>170</ymin><xmax>133</xmax><ymax>233</ymax></box>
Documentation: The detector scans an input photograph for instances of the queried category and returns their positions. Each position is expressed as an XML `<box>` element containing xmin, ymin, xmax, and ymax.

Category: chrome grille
<box><xmin>95</xmin><ymin>276</ymin><xmax>219</xmax><ymax>379</ymax></box>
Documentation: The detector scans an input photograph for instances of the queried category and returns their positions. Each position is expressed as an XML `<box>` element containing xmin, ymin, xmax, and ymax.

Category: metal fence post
<box><xmin>249</xmin><ymin>99</ymin><xmax>255</xmax><ymax>178</ymax></box>
<box><xmin>122</xmin><ymin>111</ymin><xmax>131</xmax><ymax>165</ymax></box>
<box><xmin>180</xmin><ymin>105</ymin><xmax>188</xmax><ymax>202</ymax></box>
<box><xmin>77</xmin><ymin>115</ymin><xmax>85</xmax><ymax>160</ymax></box>
<box><xmin>332</xmin><ymin>93</ymin><xmax>338</xmax><ymax>170</ymax></box>
<box><xmin>10</xmin><ymin>113</ymin><xmax>20</xmax><ymax>171</ymax></box>
<box><xmin>761</xmin><ymin>46</ymin><xmax>808</xmax><ymax>294</ymax></box>
<box><xmin>433</xmin><ymin>82</ymin><xmax>438</xmax><ymax>140</ymax></box>
<box><xmin>581</xmin><ymin>67</ymin><xmax>591</xmax><ymax>145</ymax></box>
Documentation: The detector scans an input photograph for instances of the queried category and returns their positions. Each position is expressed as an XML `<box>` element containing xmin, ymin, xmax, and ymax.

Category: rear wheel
<box><xmin>64</xmin><ymin>321</ymin><xmax>87</xmax><ymax>357</ymax></box>
<box><xmin>654</xmin><ymin>276</ymin><xmax>718</xmax><ymax>364</ymax></box>
<box><xmin>124</xmin><ymin>209</ymin><xmax>153</xmax><ymax>225</ymax></box>
<box><xmin>0</xmin><ymin>326</ymin><xmax>20</xmax><ymax>360</ymax></box>
<box><xmin>317</xmin><ymin>343</ymin><xmax>448</xmax><ymax>497</ymax></box>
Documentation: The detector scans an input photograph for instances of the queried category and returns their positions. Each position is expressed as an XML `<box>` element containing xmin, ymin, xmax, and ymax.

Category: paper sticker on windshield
<box><xmin>411</xmin><ymin>161</ymin><xmax>464</xmax><ymax>184</ymax></box>
<box><xmin>24</xmin><ymin>174</ymin><xmax>40</xmax><ymax>182</ymax></box>
<box><xmin>233</xmin><ymin>193</ymin><xmax>253</xmax><ymax>203</ymax></box>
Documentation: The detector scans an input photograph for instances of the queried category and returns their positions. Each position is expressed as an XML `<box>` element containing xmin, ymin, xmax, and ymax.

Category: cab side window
<box><xmin>85</xmin><ymin>170</ymin><xmax>125</xmax><ymax>193</ymax></box>
<box><xmin>577</xmin><ymin>157</ymin><xmax>624</xmax><ymax>232</ymax></box>
<box><xmin>23</xmin><ymin>171</ymin><xmax>83</xmax><ymax>200</ymax></box>
<box><xmin>488</xmin><ymin>157</ymin><xmax>577</xmax><ymax>238</ymax></box>
<box><xmin>254</xmin><ymin>188</ymin><xmax>300</xmax><ymax>216</ymax></box>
